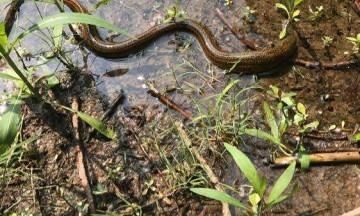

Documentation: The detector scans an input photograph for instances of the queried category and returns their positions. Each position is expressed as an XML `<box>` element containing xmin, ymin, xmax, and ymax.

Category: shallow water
<box><xmin>1</xmin><ymin>0</ymin><xmax>256</xmax><ymax>106</ymax></box>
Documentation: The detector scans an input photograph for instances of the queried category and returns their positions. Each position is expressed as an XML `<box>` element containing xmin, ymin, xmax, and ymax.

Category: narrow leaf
<box><xmin>352</xmin><ymin>133</ymin><xmax>360</xmax><ymax>142</ymax></box>
<box><xmin>0</xmin><ymin>22</ymin><xmax>8</xmax><ymax>52</ymax></box>
<box><xmin>0</xmin><ymin>99</ymin><xmax>21</xmax><ymax>153</ymax></box>
<box><xmin>263</xmin><ymin>102</ymin><xmax>279</xmax><ymax>141</ymax></box>
<box><xmin>76</xmin><ymin>111</ymin><xmax>116</xmax><ymax>140</ymax></box>
<box><xmin>224</xmin><ymin>143</ymin><xmax>266</xmax><ymax>196</ymax></box>
<box><xmin>244</xmin><ymin>128</ymin><xmax>283</xmax><ymax>147</ymax></box>
<box><xmin>12</xmin><ymin>13</ymin><xmax>131</xmax><ymax>48</ymax></box>
<box><xmin>215</xmin><ymin>80</ymin><xmax>240</xmax><ymax>110</ymax></box>
<box><xmin>275</xmin><ymin>3</ymin><xmax>288</xmax><ymax>13</ymax></box>
<box><xmin>279</xmin><ymin>28</ymin><xmax>287</xmax><ymax>39</ymax></box>
<box><xmin>52</xmin><ymin>24</ymin><xmax>63</xmax><ymax>49</ymax></box>
<box><xmin>267</xmin><ymin>161</ymin><xmax>296</xmax><ymax>205</ymax></box>
<box><xmin>190</xmin><ymin>188</ymin><xmax>246</xmax><ymax>209</ymax></box>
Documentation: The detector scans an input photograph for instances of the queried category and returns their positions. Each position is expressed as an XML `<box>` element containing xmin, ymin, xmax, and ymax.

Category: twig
<box><xmin>273</xmin><ymin>151</ymin><xmax>360</xmax><ymax>166</ymax></box>
<box><xmin>341</xmin><ymin>206</ymin><xmax>360</xmax><ymax>216</ymax></box>
<box><xmin>215</xmin><ymin>8</ymin><xmax>257</xmax><ymax>50</ymax></box>
<box><xmin>85</xmin><ymin>90</ymin><xmax>125</xmax><ymax>142</ymax></box>
<box><xmin>72</xmin><ymin>97</ymin><xmax>96</xmax><ymax>213</ymax></box>
<box><xmin>175</xmin><ymin>122</ymin><xmax>231</xmax><ymax>216</ymax></box>
<box><xmin>353</xmin><ymin>0</ymin><xmax>360</xmax><ymax>16</ymax></box>
<box><xmin>147</xmin><ymin>84</ymin><xmax>192</xmax><ymax>120</ymax></box>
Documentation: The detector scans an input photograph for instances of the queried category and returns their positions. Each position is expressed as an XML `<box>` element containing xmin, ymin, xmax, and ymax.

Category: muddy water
<box><xmin>1</xmin><ymin>0</ymin><xmax>256</xmax><ymax>105</ymax></box>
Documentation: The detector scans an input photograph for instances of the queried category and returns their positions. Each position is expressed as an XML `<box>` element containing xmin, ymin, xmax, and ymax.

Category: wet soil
<box><xmin>0</xmin><ymin>0</ymin><xmax>360</xmax><ymax>215</ymax></box>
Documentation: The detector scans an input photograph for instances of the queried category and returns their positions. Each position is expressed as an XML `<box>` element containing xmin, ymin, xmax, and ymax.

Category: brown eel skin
<box><xmin>5</xmin><ymin>0</ymin><xmax>298</xmax><ymax>74</ymax></box>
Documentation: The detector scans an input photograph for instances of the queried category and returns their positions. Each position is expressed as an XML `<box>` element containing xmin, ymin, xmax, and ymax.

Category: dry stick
<box><xmin>84</xmin><ymin>90</ymin><xmax>125</xmax><ymax>142</ymax></box>
<box><xmin>215</xmin><ymin>8</ymin><xmax>359</xmax><ymax>70</ymax></box>
<box><xmin>215</xmin><ymin>8</ymin><xmax>257</xmax><ymax>50</ymax></box>
<box><xmin>147</xmin><ymin>84</ymin><xmax>192</xmax><ymax>121</ymax></box>
<box><xmin>341</xmin><ymin>206</ymin><xmax>360</xmax><ymax>216</ymax></box>
<box><xmin>71</xmin><ymin>97</ymin><xmax>96</xmax><ymax>213</ymax></box>
<box><xmin>353</xmin><ymin>0</ymin><xmax>360</xmax><ymax>15</ymax></box>
<box><xmin>175</xmin><ymin>122</ymin><xmax>231</xmax><ymax>216</ymax></box>
<box><xmin>273</xmin><ymin>151</ymin><xmax>360</xmax><ymax>166</ymax></box>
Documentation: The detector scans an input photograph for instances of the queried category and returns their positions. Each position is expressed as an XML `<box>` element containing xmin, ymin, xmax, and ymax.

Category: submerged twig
<box><xmin>175</xmin><ymin>122</ymin><xmax>231</xmax><ymax>216</ymax></box>
<box><xmin>147</xmin><ymin>84</ymin><xmax>192</xmax><ymax>120</ymax></box>
<box><xmin>84</xmin><ymin>90</ymin><xmax>125</xmax><ymax>142</ymax></box>
<box><xmin>341</xmin><ymin>205</ymin><xmax>360</xmax><ymax>216</ymax></box>
<box><xmin>71</xmin><ymin>97</ymin><xmax>96</xmax><ymax>213</ymax></box>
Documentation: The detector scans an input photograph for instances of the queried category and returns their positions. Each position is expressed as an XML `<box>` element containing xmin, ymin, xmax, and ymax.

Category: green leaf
<box><xmin>0</xmin><ymin>99</ymin><xmax>22</xmax><ymax>153</ymax></box>
<box><xmin>190</xmin><ymin>188</ymin><xmax>246</xmax><ymax>209</ymax></box>
<box><xmin>268</xmin><ymin>194</ymin><xmax>289</xmax><ymax>207</ymax></box>
<box><xmin>263</xmin><ymin>102</ymin><xmax>279</xmax><ymax>141</ymax></box>
<box><xmin>296</xmin><ymin>103</ymin><xmax>306</xmax><ymax>116</ymax></box>
<box><xmin>11</xmin><ymin>12</ymin><xmax>131</xmax><ymax>48</ymax></box>
<box><xmin>352</xmin><ymin>133</ymin><xmax>360</xmax><ymax>142</ymax></box>
<box><xmin>46</xmin><ymin>74</ymin><xmax>60</xmax><ymax>88</ymax></box>
<box><xmin>249</xmin><ymin>193</ymin><xmax>261</xmax><ymax>207</ymax></box>
<box><xmin>294</xmin><ymin>0</ymin><xmax>304</xmax><ymax>7</ymax></box>
<box><xmin>292</xmin><ymin>9</ymin><xmax>301</xmax><ymax>18</ymax></box>
<box><xmin>0</xmin><ymin>69</ymin><xmax>22</xmax><ymax>81</ymax></box>
<box><xmin>300</xmin><ymin>120</ymin><xmax>319</xmax><ymax>133</ymax></box>
<box><xmin>278</xmin><ymin>113</ymin><xmax>288</xmax><ymax>136</ymax></box>
<box><xmin>76</xmin><ymin>111</ymin><xmax>116</xmax><ymax>140</ymax></box>
<box><xmin>244</xmin><ymin>128</ymin><xmax>284</xmax><ymax>147</ymax></box>
<box><xmin>275</xmin><ymin>3</ymin><xmax>289</xmax><ymax>13</ymax></box>
<box><xmin>267</xmin><ymin>161</ymin><xmax>296</xmax><ymax>205</ymax></box>
<box><xmin>52</xmin><ymin>25</ymin><xmax>63</xmax><ymax>49</ymax></box>
<box><xmin>0</xmin><ymin>22</ymin><xmax>8</xmax><ymax>52</ymax></box>
<box><xmin>279</xmin><ymin>28</ymin><xmax>287</xmax><ymax>40</ymax></box>
<box><xmin>224</xmin><ymin>143</ymin><xmax>267</xmax><ymax>196</ymax></box>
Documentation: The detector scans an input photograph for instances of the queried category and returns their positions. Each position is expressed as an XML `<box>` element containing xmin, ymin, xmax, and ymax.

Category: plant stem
<box><xmin>0</xmin><ymin>45</ymin><xmax>41</xmax><ymax>99</ymax></box>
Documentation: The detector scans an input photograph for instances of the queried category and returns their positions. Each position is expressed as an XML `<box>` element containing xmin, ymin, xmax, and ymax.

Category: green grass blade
<box><xmin>224</xmin><ymin>143</ymin><xmax>266</xmax><ymax>196</ymax></box>
<box><xmin>52</xmin><ymin>24</ymin><xmax>63</xmax><ymax>49</ymax></box>
<box><xmin>0</xmin><ymin>99</ymin><xmax>22</xmax><ymax>152</ymax></box>
<box><xmin>0</xmin><ymin>70</ymin><xmax>22</xmax><ymax>81</ymax></box>
<box><xmin>267</xmin><ymin>161</ymin><xmax>296</xmax><ymax>205</ymax></box>
<box><xmin>244</xmin><ymin>128</ymin><xmax>282</xmax><ymax>146</ymax></box>
<box><xmin>190</xmin><ymin>188</ymin><xmax>246</xmax><ymax>209</ymax></box>
<box><xmin>215</xmin><ymin>79</ymin><xmax>240</xmax><ymax>110</ymax></box>
<box><xmin>263</xmin><ymin>102</ymin><xmax>279</xmax><ymax>141</ymax></box>
<box><xmin>76</xmin><ymin>111</ymin><xmax>116</xmax><ymax>140</ymax></box>
<box><xmin>352</xmin><ymin>133</ymin><xmax>360</xmax><ymax>141</ymax></box>
<box><xmin>11</xmin><ymin>12</ymin><xmax>131</xmax><ymax>47</ymax></box>
<box><xmin>0</xmin><ymin>22</ymin><xmax>8</xmax><ymax>52</ymax></box>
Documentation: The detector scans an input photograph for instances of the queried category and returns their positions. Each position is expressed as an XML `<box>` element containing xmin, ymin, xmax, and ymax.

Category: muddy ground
<box><xmin>0</xmin><ymin>0</ymin><xmax>360</xmax><ymax>215</ymax></box>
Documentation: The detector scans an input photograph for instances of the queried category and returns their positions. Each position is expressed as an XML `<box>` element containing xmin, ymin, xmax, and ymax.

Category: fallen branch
<box><xmin>341</xmin><ymin>205</ymin><xmax>360</xmax><ymax>216</ymax></box>
<box><xmin>273</xmin><ymin>151</ymin><xmax>360</xmax><ymax>166</ymax></box>
<box><xmin>175</xmin><ymin>122</ymin><xmax>231</xmax><ymax>216</ymax></box>
<box><xmin>353</xmin><ymin>0</ymin><xmax>360</xmax><ymax>16</ymax></box>
<box><xmin>72</xmin><ymin>97</ymin><xmax>96</xmax><ymax>213</ymax></box>
<box><xmin>147</xmin><ymin>84</ymin><xmax>192</xmax><ymax>120</ymax></box>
